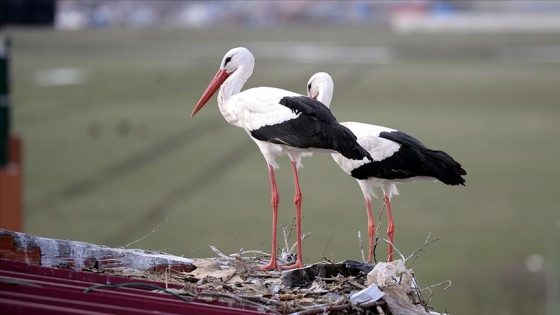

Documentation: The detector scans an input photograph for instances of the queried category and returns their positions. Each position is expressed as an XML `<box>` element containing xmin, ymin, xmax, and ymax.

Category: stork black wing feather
<box><xmin>250</xmin><ymin>96</ymin><xmax>372</xmax><ymax>161</ymax></box>
<box><xmin>351</xmin><ymin>130</ymin><xmax>466</xmax><ymax>185</ymax></box>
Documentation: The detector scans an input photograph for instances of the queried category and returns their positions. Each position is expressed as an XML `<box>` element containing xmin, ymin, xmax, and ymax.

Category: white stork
<box><xmin>191</xmin><ymin>48</ymin><xmax>372</xmax><ymax>270</ymax></box>
<box><xmin>307</xmin><ymin>72</ymin><xmax>466</xmax><ymax>262</ymax></box>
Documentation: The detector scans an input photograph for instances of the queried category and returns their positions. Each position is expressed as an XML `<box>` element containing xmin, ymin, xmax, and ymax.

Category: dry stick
<box><xmin>409</xmin><ymin>273</ymin><xmax>431</xmax><ymax>311</ymax></box>
<box><xmin>238</xmin><ymin>294</ymin><xmax>285</xmax><ymax>307</ymax></box>
<box><xmin>282</xmin><ymin>225</ymin><xmax>291</xmax><ymax>254</ymax></box>
<box><xmin>291</xmin><ymin>299</ymin><xmax>387</xmax><ymax>315</ymax></box>
<box><xmin>197</xmin><ymin>291</ymin><xmax>282</xmax><ymax>315</ymax></box>
<box><xmin>209</xmin><ymin>245</ymin><xmax>231</xmax><ymax>261</ymax></box>
<box><xmin>410</xmin><ymin>272</ymin><xmax>423</xmax><ymax>303</ymax></box>
<box><xmin>288</xmin><ymin>233</ymin><xmax>310</xmax><ymax>256</ymax></box>
<box><xmin>286</xmin><ymin>217</ymin><xmax>297</xmax><ymax>248</ymax></box>
<box><xmin>257</xmin><ymin>231</ymin><xmax>272</xmax><ymax>253</ymax></box>
<box><xmin>348</xmin><ymin>278</ymin><xmax>367</xmax><ymax>290</ymax></box>
<box><xmin>124</xmin><ymin>216</ymin><xmax>169</xmax><ymax>248</ymax></box>
<box><xmin>278</xmin><ymin>218</ymin><xmax>297</xmax><ymax>264</ymax></box>
<box><xmin>358</xmin><ymin>231</ymin><xmax>366</xmax><ymax>262</ymax></box>
<box><xmin>290</xmin><ymin>297</ymin><xmax>349</xmax><ymax>315</ymax></box>
<box><xmin>288</xmin><ymin>304</ymin><xmax>353</xmax><ymax>315</ymax></box>
<box><xmin>238</xmin><ymin>249</ymin><xmax>271</xmax><ymax>258</ymax></box>
<box><xmin>405</xmin><ymin>232</ymin><xmax>439</xmax><ymax>263</ymax></box>
<box><xmin>372</xmin><ymin>237</ymin><xmax>379</xmax><ymax>264</ymax></box>
<box><xmin>211</xmin><ymin>246</ymin><xmax>276</xmax><ymax>268</ymax></box>
<box><xmin>321</xmin><ymin>235</ymin><xmax>334</xmax><ymax>263</ymax></box>
<box><xmin>379</xmin><ymin>231</ymin><xmax>434</xmax><ymax>264</ymax></box>
<box><xmin>373</xmin><ymin>202</ymin><xmax>387</xmax><ymax>263</ymax></box>
<box><xmin>376</xmin><ymin>305</ymin><xmax>386</xmax><ymax>315</ymax></box>
<box><xmin>378</xmin><ymin>237</ymin><xmax>406</xmax><ymax>262</ymax></box>
<box><xmin>357</xmin><ymin>300</ymin><xmax>387</xmax><ymax>309</ymax></box>
<box><xmin>421</xmin><ymin>279</ymin><xmax>452</xmax><ymax>306</ymax></box>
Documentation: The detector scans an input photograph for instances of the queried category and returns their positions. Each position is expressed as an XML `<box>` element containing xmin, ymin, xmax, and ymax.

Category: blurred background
<box><xmin>1</xmin><ymin>0</ymin><xmax>560</xmax><ymax>313</ymax></box>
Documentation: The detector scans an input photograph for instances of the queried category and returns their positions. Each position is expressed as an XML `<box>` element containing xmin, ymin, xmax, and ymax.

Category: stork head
<box><xmin>191</xmin><ymin>47</ymin><xmax>255</xmax><ymax>117</ymax></box>
<box><xmin>306</xmin><ymin>72</ymin><xmax>334</xmax><ymax>108</ymax></box>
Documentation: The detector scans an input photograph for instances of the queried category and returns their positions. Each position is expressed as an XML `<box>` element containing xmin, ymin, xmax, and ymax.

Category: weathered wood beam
<box><xmin>0</xmin><ymin>228</ymin><xmax>195</xmax><ymax>272</ymax></box>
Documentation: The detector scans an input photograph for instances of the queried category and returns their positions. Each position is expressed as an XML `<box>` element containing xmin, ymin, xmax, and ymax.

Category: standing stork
<box><xmin>191</xmin><ymin>48</ymin><xmax>372</xmax><ymax>270</ymax></box>
<box><xmin>307</xmin><ymin>72</ymin><xmax>466</xmax><ymax>262</ymax></box>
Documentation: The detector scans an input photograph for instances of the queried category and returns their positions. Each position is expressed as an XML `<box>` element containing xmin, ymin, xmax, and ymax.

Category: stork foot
<box><xmin>259</xmin><ymin>259</ymin><xmax>280</xmax><ymax>271</ymax></box>
<box><xmin>280</xmin><ymin>261</ymin><xmax>304</xmax><ymax>270</ymax></box>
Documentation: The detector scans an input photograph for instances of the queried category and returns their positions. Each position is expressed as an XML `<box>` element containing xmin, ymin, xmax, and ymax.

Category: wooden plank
<box><xmin>0</xmin><ymin>229</ymin><xmax>195</xmax><ymax>272</ymax></box>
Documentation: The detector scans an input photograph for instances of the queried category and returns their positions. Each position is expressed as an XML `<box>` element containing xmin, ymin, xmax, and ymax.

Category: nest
<box><xmin>90</xmin><ymin>243</ymin><xmax>446</xmax><ymax>315</ymax></box>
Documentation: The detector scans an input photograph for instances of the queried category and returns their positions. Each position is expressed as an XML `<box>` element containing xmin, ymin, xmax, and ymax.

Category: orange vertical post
<box><xmin>0</xmin><ymin>136</ymin><xmax>23</xmax><ymax>231</ymax></box>
<box><xmin>0</xmin><ymin>33</ymin><xmax>23</xmax><ymax>232</ymax></box>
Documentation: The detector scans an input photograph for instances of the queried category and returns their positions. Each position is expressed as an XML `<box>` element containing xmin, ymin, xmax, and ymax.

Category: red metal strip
<box><xmin>0</xmin><ymin>258</ymin><xmax>265</xmax><ymax>314</ymax></box>
<box><xmin>0</xmin><ymin>258</ymin><xmax>184</xmax><ymax>289</ymax></box>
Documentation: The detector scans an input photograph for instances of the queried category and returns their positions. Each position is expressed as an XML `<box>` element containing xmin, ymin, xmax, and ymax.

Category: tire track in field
<box><xmin>104</xmin><ymin>140</ymin><xmax>256</xmax><ymax>246</ymax></box>
<box><xmin>27</xmin><ymin>117</ymin><xmax>226</xmax><ymax>215</ymax></box>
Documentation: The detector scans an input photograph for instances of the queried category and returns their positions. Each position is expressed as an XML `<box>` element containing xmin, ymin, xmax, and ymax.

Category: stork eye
<box><xmin>307</xmin><ymin>83</ymin><xmax>312</xmax><ymax>91</ymax></box>
<box><xmin>224</xmin><ymin>56</ymin><xmax>232</xmax><ymax>66</ymax></box>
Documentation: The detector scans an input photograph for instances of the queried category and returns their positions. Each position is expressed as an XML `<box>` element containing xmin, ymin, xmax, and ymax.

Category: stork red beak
<box><xmin>191</xmin><ymin>69</ymin><xmax>231</xmax><ymax>117</ymax></box>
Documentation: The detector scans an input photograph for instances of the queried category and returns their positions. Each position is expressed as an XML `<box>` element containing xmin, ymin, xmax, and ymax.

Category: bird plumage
<box><xmin>192</xmin><ymin>48</ymin><xmax>371</xmax><ymax>270</ymax></box>
<box><xmin>250</xmin><ymin>96</ymin><xmax>371</xmax><ymax>162</ymax></box>
<box><xmin>306</xmin><ymin>72</ymin><xmax>466</xmax><ymax>262</ymax></box>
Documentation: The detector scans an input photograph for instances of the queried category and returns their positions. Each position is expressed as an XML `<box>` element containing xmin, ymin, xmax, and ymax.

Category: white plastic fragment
<box><xmin>367</xmin><ymin>259</ymin><xmax>406</xmax><ymax>288</ymax></box>
<box><xmin>349</xmin><ymin>283</ymin><xmax>385</xmax><ymax>305</ymax></box>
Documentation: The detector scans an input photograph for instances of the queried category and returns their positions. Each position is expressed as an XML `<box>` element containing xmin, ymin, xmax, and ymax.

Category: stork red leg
<box><xmin>281</xmin><ymin>161</ymin><xmax>304</xmax><ymax>270</ymax></box>
<box><xmin>260</xmin><ymin>165</ymin><xmax>280</xmax><ymax>270</ymax></box>
<box><xmin>384</xmin><ymin>195</ymin><xmax>395</xmax><ymax>262</ymax></box>
<box><xmin>365</xmin><ymin>198</ymin><xmax>375</xmax><ymax>263</ymax></box>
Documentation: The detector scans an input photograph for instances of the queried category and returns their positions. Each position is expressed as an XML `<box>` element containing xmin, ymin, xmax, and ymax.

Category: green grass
<box><xmin>6</xmin><ymin>26</ymin><xmax>560</xmax><ymax>314</ymax></box>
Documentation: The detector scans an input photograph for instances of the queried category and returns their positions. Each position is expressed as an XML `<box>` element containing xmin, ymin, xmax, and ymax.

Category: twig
<box><xmin>377</xmin><ymin>305</ymin><xmax>386</xmax><ymax>315</ymax></box>
<box><xmin>405</xmin><ymin>232</ymin><xmax>439</xmax><ymax>263</ymax></box>
<box><xmin>237</xmin><ymin>249</ymin><xmax>270</xmax><ymax>257</ymax></box>
<box><xmin>348</xmin><ymin>278</ymin><xmax>367</xmax><ymax>290</ymax></box>
<box><xmin>289</xmin><ymin>303</ymin><xmax>352</xmax><ymax>315</ymax></box>
<box><xmin>378</xmin><ymin>237</ymin><xmax>406</xmax><ymax>262</ymax></box>
<box><xmin>285</xmin><ymin>217</ymin><xmax>297</xmax><ymax>249</ymax></box>
<box><xmin>288</xmin><ymin>233</ymin><xmax>310</xmax><ymax>255</ymax></box>
<box><xmin>125</xmin><ymin>216</ymin><xmax>169</xmax><ymax>248</ymax></box>
<box><xmin>357</xmin><ymin>299</ymin><xmax>387</xmax><ymax>309</ymax></box>
<box><xmin>418</xmin><ymin>279</ymin><xmax>451</xmax><ymax>311</ymax></box>
<box><xmin>322</xmin><ymin>235</ymin><xmax>334</xmax><ymax>262</ymax></box>
<box><xmin>83</xmin><ymin>282</ymin><xmax>191</xmax><ymax>303</ymax></box>
<box><xmin>290</xmin><ymin>298</ymin><xmax>386</xmax><ymax>315</ymax></box>
<box><xmin>358</xmin><ymin>231</ymin><xmax>366</xmax><ymax>262</ymax></box>
<box><xmin>209</xmin><ymin>245</ymin><xmax>232</xmax><ymax>261</ymax></box>
<box><xmin>237</xmin><ymin>294</ymin><xmax>285</xmax><ymax>307</ymax></box>
<box><xmin>373</xmin><ymin>202</ymin><xmax>386</xmax><ymax>264</ymax></box>
<box><xmin>421</xmin><ymin>280</ymin><xmax>452</xmax><ymax>291</ymax></box>
<box><xmin>197</xmin><ymin>290</ymin><xmax>281</xmax><ymax>315</ymax></box>
<box><xmin>257</xmin><ymin>233</ymin><xmax>272</xmax><ymax>252</ymax></box>
<box><xmin>372</xmin><ymin>237</ymin><xmax>379</xmax><ymax>264</ymax></box>
<box><xmin>377</xmin><ymin>201</ymin><xmax>386</xmax><ymax>238</ymax></box>
<box><xmin>282</xmin><ymin>225</ymin><xmax>291</xmax><ymax>254</ymax></box>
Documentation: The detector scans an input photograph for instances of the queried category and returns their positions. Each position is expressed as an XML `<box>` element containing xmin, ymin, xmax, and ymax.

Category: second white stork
<box><xmin>307</xmin><ymin>72</ymin><xmax>466</xmax><ymax>262</ymax></box>
<box><xmin>191</xmin><ymin>48</ymin><xmax>372</xmax><ymax>270</ymax></box>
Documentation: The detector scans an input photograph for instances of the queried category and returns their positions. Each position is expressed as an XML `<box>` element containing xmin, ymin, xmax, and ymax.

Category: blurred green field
<box><xmin>7</xmin><ymin>26</ymin><xmax>560</xmax><ymax>313</ymax></box>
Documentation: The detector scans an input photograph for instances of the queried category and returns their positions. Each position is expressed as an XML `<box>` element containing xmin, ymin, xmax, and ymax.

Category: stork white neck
<box><xmin>307</xmin><ymin>72</ymin><xmax>334</xmax><ymax>108</ymax></box>
<box><xmin>218</xmin><ymin>63</ymin><xmax>252</xmax><ymax>110</ymax></box>
<box><xmin>214</xmin><ymin>48</ymin><xmax>255</xmax><ymax>125</ymax></box>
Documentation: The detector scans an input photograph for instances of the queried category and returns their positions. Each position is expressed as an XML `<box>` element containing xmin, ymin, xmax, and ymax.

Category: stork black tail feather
<box><xmin>424</xmin><ymin>150</ymin><xmax>466</xmax><ymax>186</ymax></box>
